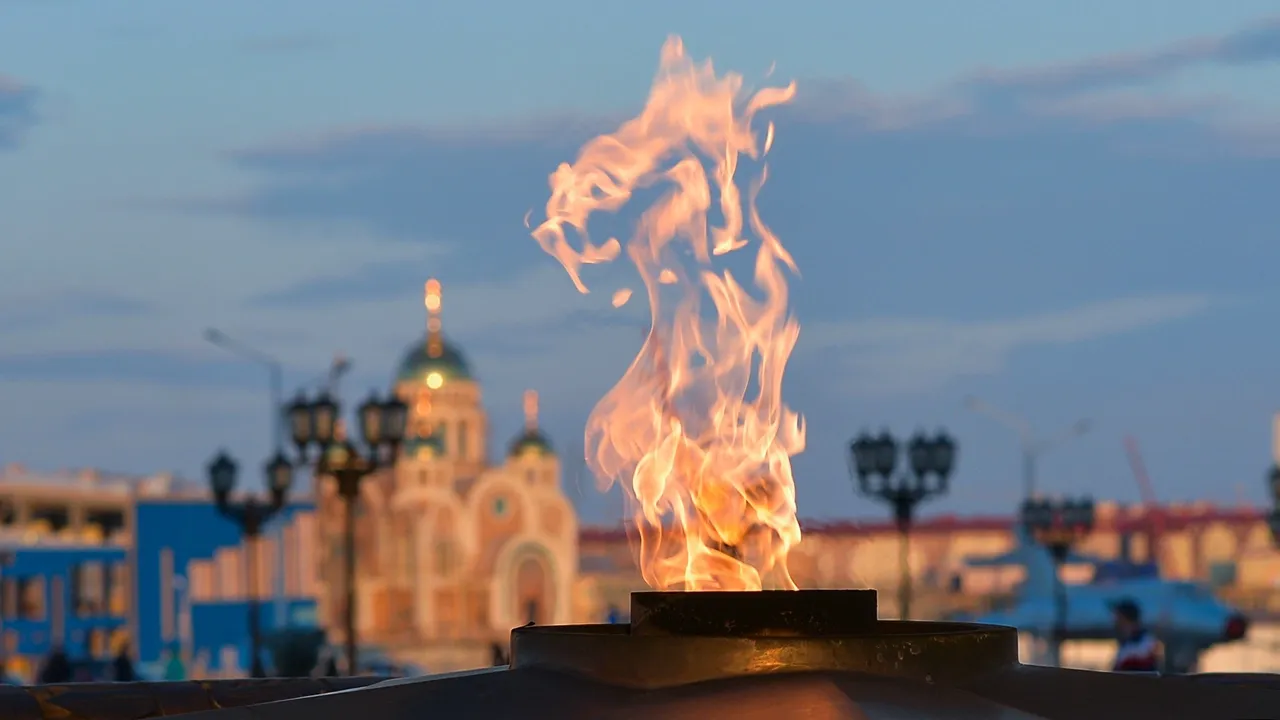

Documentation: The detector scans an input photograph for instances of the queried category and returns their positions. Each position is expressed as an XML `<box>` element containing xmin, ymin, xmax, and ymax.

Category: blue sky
<box><xmin>3</xmin><ymin>2</ymin><xmax>1280</xmax><ymax>524</ymax></box>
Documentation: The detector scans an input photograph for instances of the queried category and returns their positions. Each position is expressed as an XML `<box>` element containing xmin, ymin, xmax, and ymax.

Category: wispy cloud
<box><xmin>805</xmin><ymin>294</ymin><xmax>1215</xmax><ymax>394</ymax></box>
<box><xmin>957</xmin><ymin>16</ymin><xmax>1280</xmax><ymax>97</ymax></box>
<box><xmin>161</xmin><ymin>18</ymin><xmax>1278</xmax><ymax>405</ymax></box>
<box><xmin>0</xmin><ymin>349</ymin><xmax>260</xmax><ymax>386</ymax></box>
<box><xmin>0</xmin><ymin>290</ymin><xmax>154</xmax><ymax>332</ymax></box>
<box><xmin>251</xmin><ymin>245</ymin><xmax>452</xmax><ymax>308</ymax></box>
<box><xmin>0</xmin><ymin>74</ymin><xmax>38</xmax><ymax>149</ymax></box>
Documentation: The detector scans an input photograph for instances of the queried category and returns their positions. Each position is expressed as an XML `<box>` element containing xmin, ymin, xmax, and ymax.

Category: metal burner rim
<box><xmin>510</xmin><ymin>619</ymin><xmax>1020</xmax><ymax>690</ymax></box>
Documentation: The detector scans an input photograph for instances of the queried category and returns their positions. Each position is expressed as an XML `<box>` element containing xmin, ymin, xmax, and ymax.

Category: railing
<box><xmin>0</xmin><ymin>677</ymin><xmax>384</xmax><ymax>720</ymax></box>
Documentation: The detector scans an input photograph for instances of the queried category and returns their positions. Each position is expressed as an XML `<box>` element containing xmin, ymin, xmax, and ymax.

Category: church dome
<box><xmin>507</xmin><ymin>429</ymin><xmax>554</xmax><ymax>459</ymax></box>
<box><xmin>508</xmin><ymin>389</ymin><xmax>554</xmax><ymax>459</ymax></box>
<box><xmin>396</xmin><ymin>337</ymin><xmax>473</xmax><ymax>385</ymax></box>
<box><xmin>397</xmin><ymin>278</ymin><xmax>472</xmax><ymax>386</ymax></box>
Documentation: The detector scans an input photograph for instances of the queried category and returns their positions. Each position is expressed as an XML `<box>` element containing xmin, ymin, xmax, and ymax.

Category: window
<box><xmin>419</xmin><ymin>470</ymin><xmax>429</xmax><ymax>486</ymax></box>
<box><xmin>73</xmin><ymin>562</ymin><xmax>106</xmax><ymax>616</ymax></box>
<box><xmin>458</xmin><ymin>421</ymin><xmax>469</xmax><ymax>460</ymax></box>
<box><xmin>493</xmin><ymin>497</ymin><xmax>508</xmax><ymax>517</ymax></box>
<box><xmin>32</xmin><ymin>506</ymin><xmax>69</xmax><ymax>533</ymax></box>
<box><xmin>109</xmin><ymin>563</ymin><xmax>129</xmax><ymax>615</ymax></box>
<box><xmin>87</xmin><ymin>510</ymin><xmax>125</xmax><ymax>541</ymax></box>
<box><xmin>18</xmin><ymin>576</ymin><xmax>46</xmax><ymax>620</ymax></box>
<box><xmin>87</xmin><ymin>628</ymin><xmax>108</xmax><ymax>657</ymax></box>
<box><xmin>401</xmin><ymin>535</ymin><xmax>416</xmax><ymax>581</ymax></box>
<box><xmin>434</xmin><ymin>541</ymin><xmax>456</xmax><ymax>577</ymax></box>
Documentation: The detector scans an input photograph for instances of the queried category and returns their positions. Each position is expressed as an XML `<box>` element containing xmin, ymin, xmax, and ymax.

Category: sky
<box><xmin>3</xmin><ymin>1</ymin><xmax>1280</xmax><ymax>525</ymax></box>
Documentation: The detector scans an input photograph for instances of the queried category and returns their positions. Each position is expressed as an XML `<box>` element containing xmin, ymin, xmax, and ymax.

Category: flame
<box><xmin>530</xmin><ymin>36</ymin><xmax>803</xmax><ymax>591</ymax></box>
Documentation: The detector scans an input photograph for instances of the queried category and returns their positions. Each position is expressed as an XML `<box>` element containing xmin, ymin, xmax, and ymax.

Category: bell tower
<box><xmin>505</xmin><ymin>389</ymin><xmax>560</xmax><ymax>490</ymax></box>
<box><xmin>393</xmin><ymin>278</ymin><xmax>489</xmax><ymax>478</ymax></box>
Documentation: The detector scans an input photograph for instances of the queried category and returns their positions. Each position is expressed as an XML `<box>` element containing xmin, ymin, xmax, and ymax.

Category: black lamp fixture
<box><xmin>848</xmin><ymin>428</ymin><xmax>957</xmax><ymax>620</ymax></box>
<box><xmin>204</xmin><ymin>448</ymin><xmax>296</xmax><ymax>678</ymax></box>
<box><xmin>284</xmin><ymin>388</ymin><xmax>408</xmax><ymax>677</ymax></box>
<box><xmin>1020</xmin><ymin>496</ymin><xmax>1095</xmax><ymax>561</ymax></box>
<box><xmin>1019</xmin><ymin>495</ymin><xmax>1095</xmax><ymax>668</ymax></box>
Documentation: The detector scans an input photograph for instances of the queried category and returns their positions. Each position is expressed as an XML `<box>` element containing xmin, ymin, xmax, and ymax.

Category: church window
<box><xmin>401</xmin><ymin>534</ymin><xmax>416</xmax><ymax>581</ymax></box>
<box><xmin>434</xmin><ymin>540</ymin><xmax>456</xmax><ymax>576</ymax></box>
<box><xmin>458</xmin><ymin>421</ymin><xmax>469</xmax><ymax>459</ymax></box>
<box><xmin>493</xmin><ymin>497</ymin><xmax>508</xmax><ymax>517</ymax></box>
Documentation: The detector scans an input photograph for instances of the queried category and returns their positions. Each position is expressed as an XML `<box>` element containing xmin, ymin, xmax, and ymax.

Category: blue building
<box><xmin>0</xmin><ymin>466</ymin><xmax>319</xmax><ymax>681</ymax></box>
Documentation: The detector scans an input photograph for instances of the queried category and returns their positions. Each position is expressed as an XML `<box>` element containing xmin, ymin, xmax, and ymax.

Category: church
<box><xmin>313</xmin><ymin>279</ymin><xmax>579</xmax><ymax>654</ymax></box>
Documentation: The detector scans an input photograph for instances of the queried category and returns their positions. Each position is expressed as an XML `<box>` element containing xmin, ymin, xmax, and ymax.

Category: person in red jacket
<box><xmin>1110</xmin><ymin>598</ymin><xmax>1160</xmax><ymax>672</ymax></box>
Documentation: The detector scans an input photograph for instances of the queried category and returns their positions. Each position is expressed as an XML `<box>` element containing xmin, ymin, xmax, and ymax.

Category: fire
<box><xmin>530</xmin><ymin>36</ymin><xmax>803</xmax><ymax>591</ymax></box>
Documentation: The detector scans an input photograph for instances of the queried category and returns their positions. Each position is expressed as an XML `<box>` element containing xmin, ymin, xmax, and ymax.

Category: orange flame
<box><xmin>531</xmin><ymin>36</ymin><xmax>803</xmax><ymax>591</ymax></box>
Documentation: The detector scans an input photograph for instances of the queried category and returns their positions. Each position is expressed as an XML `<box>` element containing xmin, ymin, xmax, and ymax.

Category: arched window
<box><xmin>434</xmin><ymin>540</ymin><xmax>456</xmax><ymax>577</ymax></box>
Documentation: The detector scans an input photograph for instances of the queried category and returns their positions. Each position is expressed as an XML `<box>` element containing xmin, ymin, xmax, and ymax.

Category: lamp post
<box><xmin>206</xmin><ymin>449</ymin><xmax>295</xmax><ymax>677</ymax></box>
<box><xmin>963</xmin><ymin>396</ymin><xmax>1091</xmax><ymax>500</ymax></box>
<box><xmin>285</xmin><ymin>389</ymin><xmax>407</xmax><ymax>676</ymax></box>
<box><xmin>848</xmin><ymin>429</ymin><xmax>957</xmax><ymax>620</ymax></box>
<box><xmin>1267</xmin><ymin>465</ymin><xmax>1280</xmax><ymax>548</ymax></box>
<box><xmin>1020</xmin><ymin>496</ymin><xmax>1095</xmax><ymax>668</ymax></box>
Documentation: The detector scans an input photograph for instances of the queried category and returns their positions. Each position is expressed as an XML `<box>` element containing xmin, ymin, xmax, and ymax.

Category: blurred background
<box><xmin>2</xmin><ymin>0</ymin><xmax>1280</xmax><ymax>682</ymax></box>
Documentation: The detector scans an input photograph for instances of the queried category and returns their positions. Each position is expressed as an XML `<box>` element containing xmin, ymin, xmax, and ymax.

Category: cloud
<box><xmin>0</xmin><ymin>74</ymin><xmax>38</xmax><ymax>149</ymax></box>
<box><xmin>804</xmin><ymin>294</ymin><xmax>1214</xmax><ymax>394</ymax></box>
<box><xmin>0</xmin><ymin>290</ymin><xmax>155</xmax><ymax>332</ymax></box>
<box><xmin>957</xmin><ymin>17</ymin><xmax>1280</xmax><ymax>97</ymax></box>
<box><xmin>33</xmin><ymin>15</ymin><xmax>1277</xmax><ymax>508</ymax></box>
<box><xmin>164</xmin><ymin>16</ymin><xmax>1280</xmax><ymax>404</ymax></box>
<box><xmin>251</xmin><ymin>246</ymin><xmax>452</xmax><ymax>308</ymax></box>
<box><xmin>0</xmin><ymin>349</ymin><xmax>267</xmax><ymax>387</ymax></box>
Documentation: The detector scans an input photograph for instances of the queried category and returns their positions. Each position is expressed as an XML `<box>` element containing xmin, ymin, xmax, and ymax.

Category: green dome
<box><xmin>508</xmin><ymin>429</ymin><xmax>555</xmax><ymax>459</ymax></box>
<box><xmin>403</xmin><ymin>431</ymin><xmax>445</xmax><ymax>459</ymax></box>
<box><xmin>396</xmin><ymin>337</ymin><xmax>473</xmax><ymax>385</ymax></box>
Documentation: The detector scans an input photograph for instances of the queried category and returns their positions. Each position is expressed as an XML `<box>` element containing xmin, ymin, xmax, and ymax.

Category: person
<box><xmin>312</xmin><ymin>646</ymin><xmax>340</xmax><ymax>678</ymax></box>
<box><xmin>112</xmin><ymin>642</ymin><xmax>137</xmax><ymax>682</ymax></box>
<box><xmin>37</xmin><ymin>646</ymin><xmax>73</xmax><ymax>684</ymax></box>
<box><xmin>1110</xmin><ymin>598</ymin><xmax>1159</xmax><ymax>672</ymax></box>
<box><xmin>162</xmin><ymin>642</ymin><xmax>186</xmax><ymax>681</ymax></box>
<box><xmin>490</xmin><ymin>641</ymin><xmax>509</xmax><ymax>667</ymax></box>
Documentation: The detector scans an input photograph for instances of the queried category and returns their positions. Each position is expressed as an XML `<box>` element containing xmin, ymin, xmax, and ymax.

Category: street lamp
<box><xmin>848</xmin><ymin>429</ymin><xmax>957</xmax><ymax>620</ymax></box>
<box><xmin>206</xmin><ymin>449</ymin><xmax>295</xmax><ymax>677</ymax></box>
<box><xmin>1267</xmin><ymin>465</ymin><xmax>1280</xmax><ymax>547</ymax></box>
<box><xmin>286</xmin><ymin>389</ymin><xmax>408</xmax><ymax>676</ymax></box>
<box><xmin>963</xmin><ymin>396</ymin><xmax>1091</xmax><ymax>500</ymax></box>
<box><xmin>1020</xmin><ymin>496</ymin><xmax>1095</xmax><ymax>668</ymax></box>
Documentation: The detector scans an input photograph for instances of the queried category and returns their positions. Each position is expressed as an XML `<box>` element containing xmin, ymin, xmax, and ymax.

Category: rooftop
<box><xmin>0</xmin><ymin>463</ymin><xmax>204</xmax><ymax>498</ymax></box>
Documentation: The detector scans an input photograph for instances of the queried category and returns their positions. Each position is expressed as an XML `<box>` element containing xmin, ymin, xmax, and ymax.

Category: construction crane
<box><xmin>1122</xmin><ymin>435</ymin><xmax>1169</xmax><ymax>571</ymax></box>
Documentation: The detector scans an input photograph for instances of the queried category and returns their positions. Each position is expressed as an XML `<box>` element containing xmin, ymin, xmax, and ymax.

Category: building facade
<box><xmin>576</xmin><ymin>502</ymin><xmax>1280</xmax><ymax>622</ymax></box>
<box><xmin>313</xmin><ymin>280</ymin><xmax>579</xmax><ymax>654</ymax></box>
<box><xmin>0</xmin><ymin>467</ymin><xmax>317</xmax><ymax>681</ymax></box>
